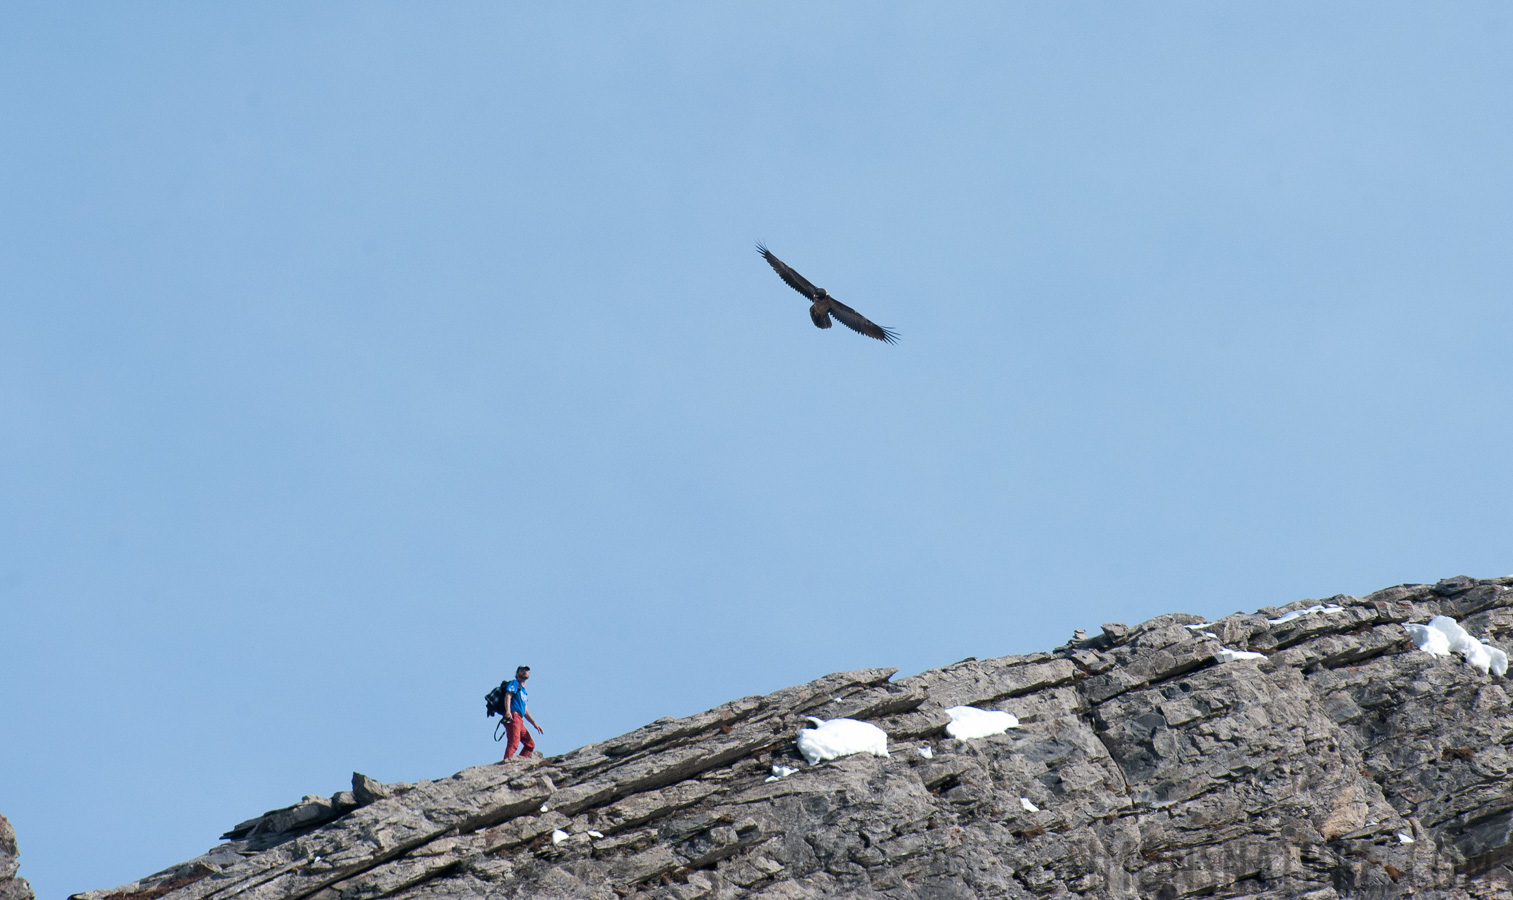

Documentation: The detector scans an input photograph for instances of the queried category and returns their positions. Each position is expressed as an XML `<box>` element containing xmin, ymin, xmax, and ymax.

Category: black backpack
<box><xmin>485</xmin><ymin>679</ymin><xmax>510</xmax><ymax>718</ymax></box>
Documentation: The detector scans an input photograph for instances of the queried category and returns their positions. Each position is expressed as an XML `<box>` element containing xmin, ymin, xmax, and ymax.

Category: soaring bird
<box><xmin>756</xmin><ymin>243</ymin><xmax>899</xmax><ymax>344</ymax></box>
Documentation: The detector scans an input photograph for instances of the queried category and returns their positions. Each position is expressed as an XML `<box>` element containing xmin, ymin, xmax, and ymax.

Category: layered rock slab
<box><xmin>77</xmin><ymin>576</ymin><xmax>1513</xmax><ymax>899</ymax></box>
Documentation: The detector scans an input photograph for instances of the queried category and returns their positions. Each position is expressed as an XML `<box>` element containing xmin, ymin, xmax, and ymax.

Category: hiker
<box><xmin>500</xmin><ymin>665</ymin><xmax>544</xmax><ymax>761</ymax></box>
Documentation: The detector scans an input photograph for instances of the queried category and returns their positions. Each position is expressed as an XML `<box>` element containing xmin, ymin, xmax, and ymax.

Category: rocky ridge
<box><xmin>71</xmin><ymin>576</ymin><xmax>1513</xmax><ymax>899</ymax></box>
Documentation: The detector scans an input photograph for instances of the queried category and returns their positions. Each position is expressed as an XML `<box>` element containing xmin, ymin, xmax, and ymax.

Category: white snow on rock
<box><xmin>1404</xmin><ymin>622</ymin><xmax>1452</xmax><ymax>657</ymax></box>
<box><xmin>551</xmin><ymin>829</ymin><xmax>570</xmax><ymax>844</ymax></box>
<box><xmin>944</xmin><ymin>706</ymin><xmax>1020</xmax><ymax>740</ymax></box>
<box><xmin>1217</xmin><ymin>647</ymin><xmax>1266</xmax><ymax>663</ymax></box>
<box><xmin>1020</xmin><ymin>797</ymin><xmax>1040</xmax><ymax>812</ymax></box>
<box><xmin>765</xmin><ymin>765</ymin><xmax>798</xmax><ymax>782</ymax></box>
<box><xmin>588</xmin><ymin>830</ymin><xmax>604</xmax><ymax>839</ymax></box>
<box><xmin>1268</xmin><ymin>604</ymin><xmax>1347</xmax><ymax>625</ymax></box>
<box><xmin>1405</xmin><ymin>615</ymin><xmax>1508</xmax><ymax>677</ymax></box>
<box><xmin>797</xmin><ymin>717</ymin><xmax>890</xmax><ymax>765</ymax></box>
<box><xmin>1397</xmin><ymin>832</ymin><xmax>1415</xmax><ymax>844</ymax></box>
<box><xmin>1464</xmin><ymin>640</ymin><xmax>1496</xmax><ymax>674</ymax></box>
<box><xmin>917</xmin><ymin>745</ymin><xmax>934</xmax><ymax>759</ymax></box>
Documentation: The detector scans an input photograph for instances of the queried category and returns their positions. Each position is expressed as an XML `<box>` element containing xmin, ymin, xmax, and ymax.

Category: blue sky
<box><xmin>3</xmin><ymin>4</ymin><xmax>1511</xmax><ymax>896</ymax></box>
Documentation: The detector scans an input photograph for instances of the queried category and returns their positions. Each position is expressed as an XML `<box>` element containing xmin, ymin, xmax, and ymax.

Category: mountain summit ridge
<box><xmin>64</xmin><ymin>576</ymin><xmax>1513</xmax><ymax>899</ymax></box>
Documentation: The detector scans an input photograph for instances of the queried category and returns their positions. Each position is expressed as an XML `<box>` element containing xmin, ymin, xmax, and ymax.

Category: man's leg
<box><xmin>503</xmin><ymin>713</ymin><xmax>524</xmax><ymax>760</ymax></box>
<box><xmin>520</xmin><ymin>723</ymin><xmax>536</xmax><ymax>758</ymax></box>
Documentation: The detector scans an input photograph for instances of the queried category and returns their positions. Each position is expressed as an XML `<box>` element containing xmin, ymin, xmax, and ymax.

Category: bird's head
<box><xmin>815</xmin><ymin>288</ymin><xmax>831</xmax><ymax>300</ymax></box>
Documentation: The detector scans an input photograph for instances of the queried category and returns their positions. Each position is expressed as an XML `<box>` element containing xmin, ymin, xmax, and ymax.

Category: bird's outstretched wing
<box><xmin>829</xmin><ymin>299</ymin><xmax>900</xmax><ymax>344</ymax></box>
<box><xmin>756</xmin><ymin>243</ymin><xmax>821</xmax><ymax>301</ymax></box>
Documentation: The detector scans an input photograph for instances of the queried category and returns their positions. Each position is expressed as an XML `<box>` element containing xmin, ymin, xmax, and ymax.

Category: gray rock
<box><xmin>353</xmin><ymin>771</ymin><xmax>391</xmax><ymax>806</ymax></box>
<box><xmin>0</xmin><ymin>815</ymin><xmax>34</xmax><ymax>900</ymax></box>
<box><xmin>218</xmin><ymin>793</ymin><xmax>346</xmax><ymax>845</ymax></box>
<box><xmin>75</xmin><ymin>577</ymin><xmax>1513</xmax><ymax>899</ymax></box>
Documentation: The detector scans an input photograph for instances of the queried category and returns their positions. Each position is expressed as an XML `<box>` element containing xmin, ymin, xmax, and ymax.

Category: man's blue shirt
<box><xmin>505</xmin><ymin>678</ymin><xmax>528</xmax><ymax>715</ymax></box>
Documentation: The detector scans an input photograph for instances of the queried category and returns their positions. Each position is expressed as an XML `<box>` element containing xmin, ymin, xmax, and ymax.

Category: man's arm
<box><xmin>523</xmin><ymin>705</ymin><xmax>544</xmax><ymax>734</ymax></box>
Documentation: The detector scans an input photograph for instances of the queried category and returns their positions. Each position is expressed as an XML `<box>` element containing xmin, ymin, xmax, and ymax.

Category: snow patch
<box><xmin>1020</xmin><ymin>797</ymin><xmax>1040</xmax><ymax>812</ymax></box>
<box><xmin>1217</xmin><ymin>648</ymin><xmax>1266</xmax><ymax>663</ymax></box>
<box><xmin>797</xmin><ymin>717</ymin><xmax>890</xmax><ymax>765</ymax></box>
<box><xmin>1404</xmin><ymin>622</ymin><xmax>1451</xmax><ymax>657</ymax></box>
<box><xmin>765</xmin><ymin>765</ymin><xmax>798</xmax><ymax>782</ymax></box>
<box><xmin>1397</xmin><ymin>832</ymin><xmax>1415</xmax><ymax>844</ymax></box>
<box><xmin>539</xmin><ymin>803</ymin><xmax>550</xmax><ymax>813</ymax></box>
<box><xmin>1405</xmin><ymin>616</ymin><xmax>1508</xmax><ymax>677</ymax></box>
<box><xmin>588</xmin><ymin>830</ymin><xmax>604</xmax><ymax>839</ymax></box>
<box><xmin>551</xmin><ymin>829</ymin><xmax>570</xmax><ymax>844</ymax></box>
<box><xmin>917</xmin><ymin>745</ymin><xmax>934</xmax><ymax>759</ymax></box>
<box><xmin>1268</xmin><ymin>604</ymin><xmax>1347</xmax><ymax>625</ymax></box>
<box><xmin>944</xmin><ymin>706</ymin><xmax>1020</xmax><ymax>740</ymax></box>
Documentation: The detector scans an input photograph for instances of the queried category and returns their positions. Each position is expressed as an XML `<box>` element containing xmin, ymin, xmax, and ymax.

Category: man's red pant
<box><xmin>504</xmin><ymin>712</ymin><xmax>535</xmax><ymax>759</ymax></box>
